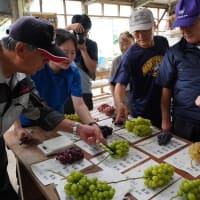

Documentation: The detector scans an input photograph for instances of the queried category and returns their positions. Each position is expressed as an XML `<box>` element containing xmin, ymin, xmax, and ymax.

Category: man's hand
<box><xmin>115</xmin><ymin>102</ymin><xmax>128</xmax><ymax>123</ymax></box>
<box><xmin>14</xmin><ymin>127</ymin><xmax>32</xmax><ymax>144</ymax></box>
<box><xmin>195</xmin><ymin>96</ymin><xmax>200</xmax><ymax>107</ymax></box>
<box><xmin>68</xmin><ymin>23</ymin><xmax>84</xmax><ymax>33</ymax></box>
<box><xmin>161</xmin><ymin>119</ymin><xmax>172</xmax><ymax>132</ymax></box>
<box><xmin>78</xmin><ymin>124</ymin><xmax>106</xmax><ymax>145</ymax></box>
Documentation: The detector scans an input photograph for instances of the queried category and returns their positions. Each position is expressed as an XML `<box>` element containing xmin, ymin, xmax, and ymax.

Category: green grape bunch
<box><xmin>174</xmin><ymin>179</ymin><xmax>200</xmax><ymax>200</ymax></box>
<box><xmin>143</xmin><ymin>163</ymin><xmax>174</xmax><ymax>189</ymax></box>
<box><xmin>188</xmin><ymin>142</ymin><xmax>200</xmax><ymax>164</ymax></box>
<box><xmin>64</xmin><ymin>113</ymin><xmax>81</xmax><ymax>122</ymax></box>
<box><xmin>125</xmin><ymin>117</ymin><xmax>152</xmax><ymax>137</ymax></box>
<box><xmin>64</xmin><ymin>171</ymin><xmax>115</xmax><ymax>200</ymax></box>
<box><xmin>100</xmin><ymin>140</ymin><xmax>130</xmax><ymax>159</ymax></box>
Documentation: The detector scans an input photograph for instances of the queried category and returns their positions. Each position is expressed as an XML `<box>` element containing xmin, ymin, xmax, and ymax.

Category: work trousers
<box><xmin>173</xmin><ymin>117</ymin><xmax>200</xmax><ymax>142</ymax></box>
<box><xmin>0</xmin><ymin>137</ymin><xmax>18</xmax><ymax>200</ymax></box>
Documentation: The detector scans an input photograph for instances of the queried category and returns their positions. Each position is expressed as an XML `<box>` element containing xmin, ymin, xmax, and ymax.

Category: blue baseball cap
<box><xmin>7</xmin><ymin>16</ymin><xmax>68</xmax><ymax>62</ymax></box>
<box><xmin>173</xmin><ymin>0</ymin><xmax>200</xmax><ymax>28</ymax></box>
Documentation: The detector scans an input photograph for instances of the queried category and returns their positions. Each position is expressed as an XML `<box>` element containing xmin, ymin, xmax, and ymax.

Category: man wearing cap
<box><xmin>0</xmin><ymin>16</ymin><xmax>105</xmax><ymax>199</ymax></box>
<box><xmin>157</xmin><ymin>0</ymin><xmax>200</xmax><ymax>141</ymax></box>
<box><xmin>111</xmin><ymin>8</ymin><xmax>169</xmax><ymax>128</ymax></box>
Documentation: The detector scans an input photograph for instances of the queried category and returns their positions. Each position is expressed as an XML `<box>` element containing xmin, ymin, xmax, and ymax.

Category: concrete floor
<box><xmin>7</xmin><ymin>87</ymin><xmax>112</xmax><ymax>194</ymax></box>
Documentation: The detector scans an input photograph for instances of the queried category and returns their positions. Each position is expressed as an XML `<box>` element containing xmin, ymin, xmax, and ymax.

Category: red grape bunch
<box><xmin>97</xmin><ymin>103</ymin><xmax>115</xmax><ymax>116</ymax></box>
<box><xmin>56</xmin><ymin>146</ymin><xmax>84</xmax><ymax>165</ymax></box>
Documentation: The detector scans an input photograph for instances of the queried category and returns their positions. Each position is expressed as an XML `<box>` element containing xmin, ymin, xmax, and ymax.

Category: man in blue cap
<box><xmin>157</xmin><ymin>0</ymin><xmax>200</xmax><ymax>141</ymax></box>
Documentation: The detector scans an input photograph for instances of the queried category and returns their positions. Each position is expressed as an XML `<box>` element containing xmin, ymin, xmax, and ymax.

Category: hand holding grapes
<box><xmin>78</xmin><ymin>124</ymin><xmax>107</xmax><ymax>145</ymax></box>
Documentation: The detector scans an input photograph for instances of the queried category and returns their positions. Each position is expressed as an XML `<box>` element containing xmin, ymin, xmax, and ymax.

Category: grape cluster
<box><xmin>99</xmin><ymin>125</ymin><xmax>113</xmax><ymax>138</ymax></box>
<box><xmin>97</xmin><ymin>104</ymin><xmax>115</xmax><ymax>116</ymax></box>
<box><xmin>64</xmin><ymin>171</ymin><xmax>115</xmax><ymax>200</ymax></box>
<box><xmin>175</xmin><ymin>179</ymin><xmax>200</xmax><ymax>200</ymax></box>
<box><xmin>125</xmin><ymin>117</ymin><xmax>152</xmax><ymax>137</ymax></box>
<box><xmin>157</xmin><ymin>132</ymin><xmax>173</xmax><ymax>145</ymax></box>
<box><xmin>56</xmin><ymin>146</ymin><xmax>84</xmax><ymax>164</ymax></box>
<box><xmin>188</xmin><ymin>142</ymin><xmax>200</xmax><ymax>163</ymax></box>
<box><xmin>64</xmin><ymin>113</ymin><xmax>81</xmax><ymax>122</ymax></box>
<box><xmin>143</xmin><ymin>163</ymin><xmax>174</xmax><ymax>189</ymax></box>
<box><xmin>112</xmin><ymin>115</ymin><xmax>124</xmax><ymax>126</ymax></box>
<box><xmin>101</xmin><ymin>141</ymin><xmax>129</xmax><ymax>159</ymax></box>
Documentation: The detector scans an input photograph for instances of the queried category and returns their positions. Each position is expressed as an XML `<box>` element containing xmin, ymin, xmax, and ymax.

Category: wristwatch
<box><xmin>72</xmin><ymin>122</ymin><xmax>80</xmax><ymax>136</ymax></box>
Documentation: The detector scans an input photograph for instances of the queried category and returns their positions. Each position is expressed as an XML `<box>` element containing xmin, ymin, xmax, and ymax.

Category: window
<box><xmin>88</xmin><ymin>3</ymin><xmax>102</xmax><ymax>16</ymax></box>
<box><xmin>120</xmin><ymin>5</ymin><xmax>132</xmax><ymax>17</ymax></box>
<box><xmin>26</xmin><ymin>1</ymin><xmax>171</xmax><ymax>62</ymax></box>
<box><xmin>90</xmin><ymin>17</ymin><xmax>129</xmax><ymax>59</ymax></box>
<box><xmin>104</xmin><ymin>4</ymin><xmax>118</xmax><ymax>16</ymax></box>
<box><xmin>65</xmin><ymin>0</ymin><xmax>82</xmax><ymax>15</ymax></box>
<box><xmin>42</xmin><ymin>0</ymin><xmax>64</xmax><ymax>14</ymax></box>
<box><xmin>29</xmin><ymin>0</ymin><xmax>40</xmax><ymax>12</ymax></box>
<box><xmin>57</xmin><ymin>15</ymin><xmax>66</xmax><ymax>28</ymax></box>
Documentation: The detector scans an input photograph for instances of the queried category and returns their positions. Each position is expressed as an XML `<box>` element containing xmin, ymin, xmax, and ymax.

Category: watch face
<box><xmin>73</xmin><ymin>122</ymin><xmax>80</xmax><ymax>135</ymax></box>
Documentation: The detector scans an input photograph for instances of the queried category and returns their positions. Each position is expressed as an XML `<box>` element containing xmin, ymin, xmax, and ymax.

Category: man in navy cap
<box><xmin>0</xmin><ymin>16</ymin><xmax>105</xmax><ymax>199</ymax></box>
<box><xmin>157</xmin><ymin>0</ymin><xmax>200</xmax><ymax>141</ymax></box>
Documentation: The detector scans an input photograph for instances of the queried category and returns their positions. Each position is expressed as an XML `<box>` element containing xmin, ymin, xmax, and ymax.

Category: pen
<box><xmin>19</xmin><ymin>137</ymin><xmax>28</xmax><ymax>145</ymax></box>
<box><xmin>18</xmin><ymin>129</ymin><xmax>33</xmax><ymax>145</ymax></box>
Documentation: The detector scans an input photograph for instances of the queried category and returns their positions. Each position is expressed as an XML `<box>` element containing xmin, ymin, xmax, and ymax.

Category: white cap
<box><xmin>129</xmin><ymin>8</ymin><xmax>154</xmax><ymax>33</ymax></box>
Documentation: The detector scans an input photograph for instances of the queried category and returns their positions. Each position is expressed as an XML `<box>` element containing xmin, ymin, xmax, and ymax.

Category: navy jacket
<box><xmin>157</xmin><ymin>38</ymin><xmax>200</xmax><ymax>122</ymax></box>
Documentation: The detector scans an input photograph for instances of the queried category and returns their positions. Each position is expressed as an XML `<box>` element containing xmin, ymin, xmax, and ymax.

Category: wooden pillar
<box><xmin>10</xmin><ymin>0</ymin><xmax>24</xmax><ymax>22</ymax></box>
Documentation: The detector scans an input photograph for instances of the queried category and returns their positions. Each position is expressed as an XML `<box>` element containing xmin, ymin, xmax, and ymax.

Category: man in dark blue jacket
<box><xmin>157</xmin><ymin>0</ymin><xmax>200</xmax><ymax>141</ymax></box>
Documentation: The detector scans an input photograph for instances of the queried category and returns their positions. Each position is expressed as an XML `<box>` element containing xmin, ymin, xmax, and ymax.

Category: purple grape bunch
<box><xmin>56</xmin><ymin>146</ymin><xmax>84</xmax><ymax>164</ymax></box>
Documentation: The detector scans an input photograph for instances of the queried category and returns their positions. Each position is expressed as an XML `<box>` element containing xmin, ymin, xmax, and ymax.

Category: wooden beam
<box><xmin>134</xmin><ymin>0</ymin><xmax>152</xmax><ymax>7</ymax></box>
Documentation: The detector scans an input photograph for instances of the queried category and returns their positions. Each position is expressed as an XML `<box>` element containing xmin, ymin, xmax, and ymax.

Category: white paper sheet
<box><xmin>37</xmin><ymin>135</ymin><xmax>75</xmax><ymax>156</ymax></box>
<box><xmin>153</xmin><ymin>179</ymin><xmax>183</xmax><ymax>200</ymax></box>
<box><xmin>91</xmin><ymin>147</ymin><xmax>149</xmax><ymax>173</ymax></box>
<box><xmin>55</xmin><ymin>168</ymin><xmax>131</xmax><ymax>200</ymax></box>
<box><xmin>165</xmin><ymin>146</ymin><xmax>200</xmax><ymax>177</ymax></box>
<box><xmin>135</xmin><ymin>135</ymin><xmax>187</xmax><ymax>158</ymax></box>
<box><xmin>31</xmin><ymin>158</ymin><xmax>92</xmax><ymax>185</ymax></box>
<box><xmin>124</xmin><ymin>159</ymin><xmax>181</xmax><ymax>200</ymax></box>
<box><xmin>57</xmin><ymin>131</ymin><xmax>80</xmax><ymax>142</ymax></box>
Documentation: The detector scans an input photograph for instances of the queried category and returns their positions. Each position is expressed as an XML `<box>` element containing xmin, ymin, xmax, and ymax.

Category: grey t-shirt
<box><xmin>78</xmin><ymin>67</ymin><xmax>92</xmax><ymax>94</ymax></box>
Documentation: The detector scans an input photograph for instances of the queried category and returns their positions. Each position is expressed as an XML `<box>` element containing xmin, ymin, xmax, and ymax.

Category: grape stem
<box><xmin>95</xmin><ymin>153</ymin><xmax>111</xmax><ymax>166</ymax></box>
<box><xmin>190</xmin><ymin>159</ymin><xmax>193</xmax><ymax>168</ymax></box>
<box><xmin>169</xmin><ymin>195</ymin><xmax>179</xmax><ymax>200</ymax></box>
<box><xmin>136</xmin><ymin>139</ymin><xmax>156</xmax><ymax>146</ymax></box>
<box><xmin>47</xmin><ymin>169</ymin><xmax>66</xmax><ymax>178</ymax></box>
<box><xmin>107</xmin><ymin>176</ymin><xmax>146</xmax><ymax>184</ymax></box>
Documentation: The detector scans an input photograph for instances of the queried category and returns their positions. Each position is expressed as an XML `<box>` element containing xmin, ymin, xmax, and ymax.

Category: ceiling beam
<box><xmin>134</xmin><ymin>0</ymin><xmax>152</xmax><ymax>7</ymax></box>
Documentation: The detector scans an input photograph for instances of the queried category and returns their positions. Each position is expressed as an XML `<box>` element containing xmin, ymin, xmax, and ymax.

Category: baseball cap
<box><xmin>129</xmin><ymin>8</ymin><xmax>154</xmax><ymax>33</ymax></box>
<box><xmin>7</xmin><ymin>16</ymin><xmax>68</xmax><ymax>62</ymax></box>
<box><xmin>173</xmin><ymin>0</ymin><xmax>200</xmax><ymax>28</ymax></box>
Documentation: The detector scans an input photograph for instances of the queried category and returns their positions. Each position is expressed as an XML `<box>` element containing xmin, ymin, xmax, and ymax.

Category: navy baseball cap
<box><xmin>173</xmin><ymin>0</ymin><xmax>200</xmax><ymax>28</ymax></box>
<box><xmin>7</xmin><ymin>16</ymin><xmax>68</xmax><ymax>62</ymax></box>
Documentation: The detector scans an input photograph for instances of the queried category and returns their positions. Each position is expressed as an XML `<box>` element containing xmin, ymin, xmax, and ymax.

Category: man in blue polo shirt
<box><xmin>157</xmin><ymin>0</ymin><xmax>200</xmax><ymax>141</ymax></box>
